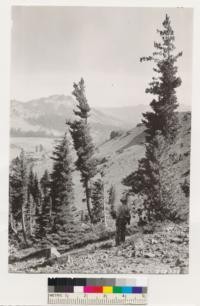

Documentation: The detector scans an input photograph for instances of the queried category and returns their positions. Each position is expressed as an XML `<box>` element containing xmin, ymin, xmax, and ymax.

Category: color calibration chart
<box><xmin>48</xmin><ymin>277</ymin><xmax>148</xmax><ymax>305</ymax></box>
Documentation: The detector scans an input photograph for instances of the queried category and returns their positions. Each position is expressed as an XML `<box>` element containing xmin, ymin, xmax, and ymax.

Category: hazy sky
<box><xmin>11</xmin><ymin>6</ymin><xmax>193</xmax><ymax>108</ymax></box>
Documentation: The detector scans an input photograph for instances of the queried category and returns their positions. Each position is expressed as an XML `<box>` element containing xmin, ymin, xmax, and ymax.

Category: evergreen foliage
<box><xmin>67</xmin><ymin>78</ymin><xmax>98</xmax><ymax>222</ymax></box>
<box><xmin>33</xmin><ymin>174</ymin><xmax>41</xmax><ymax>216</ymax></box>
<box><xmin>51</xmin><ymin>133</ymin><xmax>74</xmax><ymax>231</ymax></box>
<box><xmin>27</xmin><ymin>168</ymin><xmax>42</xmax><ymax>237</ymax></box>
<box><xmin>108</xmin><ymin>185</ymin><xmax>117</xmax><ymax>219</ymax></box>
<box><xmin>140</xmin><ymin>14</ymin><xmax>182</xmax><ymax>142</ymax></box>
<box><xmin>91</xmin><ymin>179</ymin><xmax>104</xmax><ymax>223</ymax></box>
<box><xmin>9</xmin><ymin>150</ymin><xmax>29</xmax><ymax>246</ymax></box>
<box><xmin>28</xmin><ymin>169</ymin><xmax>41</xmax><ymax>216</ymax></box>
<box><xmin>36</xmin><ymin>170</ymin><xmax>52</xmax><ymax>238</ymax></box>
<box><xmin>28</xmin><ymin>193</ymin><xmax>36</xmax><ymax>237</ymax></box>
<box><xmin>123</xmin><ymin>15</ymin><xmax>182</xmax><ymax>222</ymax></box>
<box><xmin>124</xmin><ymin>132</ymin><xmax>176</xmax><ymax>220</ymax></box>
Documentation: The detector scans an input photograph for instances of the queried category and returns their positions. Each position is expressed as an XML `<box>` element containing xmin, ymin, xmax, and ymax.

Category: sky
<box><xmin>11</xmin><ymin>6</ymin><xmax>193</xmax><ymax>108</ymax></box>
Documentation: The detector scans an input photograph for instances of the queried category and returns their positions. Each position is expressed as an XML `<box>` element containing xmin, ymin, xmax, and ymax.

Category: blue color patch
<box><xmin>121</xmin><ymin>287</ymin><xmax>133</xmax><ymax>294</ymax></box>
<box><xmin>132</xmin><ymin>287</ymin><xmax>143</xmax><ymax>294</ymax></box>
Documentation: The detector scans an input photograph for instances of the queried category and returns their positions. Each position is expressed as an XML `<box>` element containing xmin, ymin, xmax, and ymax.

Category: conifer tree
<box><xmin>28</xmin><ymin>193</ymin><xmax>36</xmax><ymax>237</ymax></box>
<box><xmin>41</xmin><ymin>170</ymin><xmax>51</xmax><ymax>199</ymax></box>
<box><xmin>123</xmin><ymin>15</ymin><xmax>182</xmax><ymax>222</ymax></box>
<box><xmin>91</xmin><ymin>179</ymin><xmax>104</xmax><ymax>223</ymax></box>
<box><xmin>67</xmin><ymin>78</ymin><xmax>98</xmax><ymax>222</ymax></box>
<box><xmin>27</xmin><ymin>167</ymin><xmax>36</xmax><ymax>236</ymax></box>
<box><xmin>108</xmin><ymin>185</ymin><xmax>117</xmax><ymax>219</ymax></box>
<box><xmin>28</xmin><ymin>169</ymin><xmax>41</xmax><ymax>215</ymax></box>
<box><xmin>28</xmin><ymin>167</ymin><xmax>34</xmax><ymax>192</ymax></box>
<box><xmin>123</xmin><ymin>132</ymin><xmax>170</xmax><ymax>220</ymax></box>
<box><xmin>51</xmin><ymin>133</ymin><xmax>74</xmax><ymax>231</ymax></box>
<box><xmin>9</xmin><ymin>162</ymin><xmax>20</xmax><ymax>240</ymax></box>
<box><xmin>27</xmin><ymin>168</ymin><xmax>43</xmax><ymax>238</ymax></box>
<box><xmin>9</xmin><ymin>150</ymin><xmax>29</xmax><ymax>246</ymax></box>
<box><xmin>36</xmin><ymin>170</ymin><xmax>52</xmax><ymax>238</ymax></box>
<box><xmin>33</xmin><ymin>174</ymin><xmax>41</xmax><ymax>216</ymax></box>
<box><xmin>140</xmin><ymin>14</ymin><xmax>182</xmax><ymax>142</ymax></box>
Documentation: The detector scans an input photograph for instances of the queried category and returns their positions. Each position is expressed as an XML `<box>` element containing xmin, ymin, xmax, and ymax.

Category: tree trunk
<box><xmin>102</xmin><ymin>179</ymin><xmax>107</xmax><ymax>227</ymax></box>
<box><xmin>85</xmin><ymin>179</ymin><xmax>93</xmax><ymax>222</ymax></box>
<box><xmin>9</xmin><ymin>212</ymin><xmax>18</xmax><ymax>236</ymax></box>
<box><xmin>21</xmin><ymin>203</ymin><xmax>28</xmax><ymax>247</ymax></box>
<box><xmin>49</xmin><ymin>196</ymin><xmax>52</xmax><ymax>221</ymax></box>
<box><xmin>29</xmin><ymin>194</ymin><xmax>33</xmax><ymax>236</ymax></box>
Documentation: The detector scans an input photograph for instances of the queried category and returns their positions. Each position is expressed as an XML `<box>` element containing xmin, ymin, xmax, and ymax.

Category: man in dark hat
<box><xmin>115</xmin><ymin>194</ymin><xmax>131</xmax><ymax>246</ymax></box>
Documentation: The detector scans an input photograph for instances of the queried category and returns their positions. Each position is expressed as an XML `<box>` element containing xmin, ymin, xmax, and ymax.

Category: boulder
<box><xmin>144</xmin><ymin>252</ymin><xmax>155</xmax><ymax>258</ymax></box>
<box><xmin>170</xmin><ymin>237</ymin><xmax>183</xmax><ymax>244</ymax></box>
<box><xmin>175</xmin><ymin>258</ymin><xmax>186</xmax><ymax>267</ymax></box>
<box><xmin>50</xmin><ymin>246</ymin><xmax>61</xmax><ymax>258</ymax></box>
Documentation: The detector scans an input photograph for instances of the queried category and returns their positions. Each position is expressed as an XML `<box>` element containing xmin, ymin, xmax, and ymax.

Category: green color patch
<box><xmin>113</xmin><ymin>286</ymin><xmax>122</xmax><ymax>293</ymax></box>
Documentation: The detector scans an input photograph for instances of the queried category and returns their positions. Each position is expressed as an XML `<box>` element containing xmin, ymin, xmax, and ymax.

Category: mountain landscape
<box><xmin>8</xmin><ymin>11</ymin><xmax>192</xmax><ymax>277</ymax></box>
<box><xmin>10</xmin><ymin>109</ymin><xmax>191</xmax><ymax>223</ymax></box>
<box><xmin>10</xmin><ymin>95</ymin><xmax>149</xmax><ymax>144</ymax></box>
<box><xmin>9</xmin><ymin>94</ymin><xmax>191</xmax><ymax>221</ymax></box>
<box><xmin>9</xmin><ymin>111</ymin><xmax>191</xmax><ymax>273</ymax></box>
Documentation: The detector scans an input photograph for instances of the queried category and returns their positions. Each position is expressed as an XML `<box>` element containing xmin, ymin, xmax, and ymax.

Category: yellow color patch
<box><xmin>103</xmin><ymin>286</ymin><xmax>113</xmax><ymax>294</ymax></box>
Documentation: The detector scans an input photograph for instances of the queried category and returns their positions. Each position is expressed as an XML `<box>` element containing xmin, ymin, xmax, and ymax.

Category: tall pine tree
<box><xmin>67</xmin><ymin>78</ymin><xmax>98</xmax><ymax>222</ymax></box>
<box><xmin>140</xmin><ymin>14</ymin><xmax>182</xmax><ymax>142</ymax></box>
<box><xmin>51</xmin><ymin>133</ymin><xmax>74</xmax><ymax>232</ymax></box>
<box><xmin>123</xmin><ymin>15</ymin><xmax>182</xmax><ymax>222</ymax></box>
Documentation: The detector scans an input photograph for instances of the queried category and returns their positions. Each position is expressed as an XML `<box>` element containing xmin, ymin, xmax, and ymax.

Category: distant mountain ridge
<box><xmin>10</xmin><ymin>95</ymin><xmax>148</xmax><ymax>144</ymax></box>
<box><xmin>10</xmin><ymin>94</ymin><xmax>190</xmax><ymax>144</ymax></box>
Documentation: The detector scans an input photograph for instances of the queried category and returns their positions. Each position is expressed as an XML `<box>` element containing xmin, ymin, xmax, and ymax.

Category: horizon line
<box><xmin>10</xmin><ymin>94</ymin><xmax>191</xmax><ymax>110</ymax></box>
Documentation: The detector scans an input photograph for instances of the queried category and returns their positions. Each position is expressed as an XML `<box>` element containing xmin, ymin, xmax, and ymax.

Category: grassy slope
<box><xmin>96</xmin><ymin>112</ymin><xmax>191</xmax><ymax>221</ymax></box>
<box><xmin>96</xmin><ymin>125</ymin><xmax>146</xmax><ymax>208</ymax></box>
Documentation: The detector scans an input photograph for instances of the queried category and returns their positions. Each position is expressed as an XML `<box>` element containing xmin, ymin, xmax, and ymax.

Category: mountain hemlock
<box><xmin>140</xmin><ymin>14</ymin><xmax>182</xmax><ymax>142</ymax></box>
<box><xmin>123</xmin><ymin>15</ymin><xmax>182</xmax><ymax>222</ymax></box>
<box><xmin>51</xmin><ymin>133</ymin><xmax>74</xmax><ymax>232</ymax></box>
<box><xmin>9</xmin><ymin>150</ymin><xmax>29</xmax><ymax>246</ymax></box>
<box><xmin>91</xmin><ymin>179</ymin><xmax>104</xmax><ymax>223</ymax></box>
<box><xmin>67</xmin><ymin>78</ymin><xmax>98</xmax><ymax>223</ymax></box>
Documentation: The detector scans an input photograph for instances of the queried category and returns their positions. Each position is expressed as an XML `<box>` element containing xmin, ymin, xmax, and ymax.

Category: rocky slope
<box><xmin>9</xmin><ymin>222</ymin><xmax>188</xmax><ymax>274</ymax></box>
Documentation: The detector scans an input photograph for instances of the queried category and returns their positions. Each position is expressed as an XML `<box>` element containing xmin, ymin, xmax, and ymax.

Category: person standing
<box><xmin>115</xmin><ymin>194</ymin><xmax>131</xmax><ymax>246</ymax></box>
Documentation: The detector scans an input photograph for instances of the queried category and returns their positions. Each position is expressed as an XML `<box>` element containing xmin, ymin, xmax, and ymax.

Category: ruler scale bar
<box><xmin>48</xmin><ymin>278</ymin><xmax>148</xmax><ymax>305</ymax></box>
<box><xmin>48</xmin><ymin>293</ymin><xmax>147</xmax><ymax>305</ymax></box>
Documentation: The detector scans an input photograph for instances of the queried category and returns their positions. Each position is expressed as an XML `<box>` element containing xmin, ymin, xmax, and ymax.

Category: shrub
<box><xmin>110</xmin><ymin>130</ymin><xmax>123</xmax><ymax>139</ymax></box>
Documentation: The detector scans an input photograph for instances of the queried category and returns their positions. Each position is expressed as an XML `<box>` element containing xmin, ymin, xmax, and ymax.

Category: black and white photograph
<box><xmin>8</xmin><ymin>6</ymin><xmax>192</xmax><ymax>274</ymax></box>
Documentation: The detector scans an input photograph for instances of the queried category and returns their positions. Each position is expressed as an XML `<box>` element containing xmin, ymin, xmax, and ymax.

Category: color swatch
<box><xmin>48</xmin><ymin>277</ymin><xmax>147</xmax><ymax>294</ymax></box>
